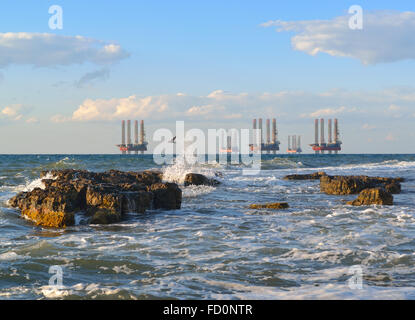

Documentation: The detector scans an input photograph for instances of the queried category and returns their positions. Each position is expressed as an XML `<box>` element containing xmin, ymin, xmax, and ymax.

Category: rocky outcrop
<box><xmin>347</xmin><ymin>188</ymin><xmax>393</xmax><ymax>206</ymax></box>
<box><xmin>249</xmin><ymin>202</ymin><xmax>289</xmax><ymax>210</ymax></box>
<box><xmin>9</xmin><ymin>169</ymin><xmax>181</xmax><ymax>227</ymax></box>
<box><xmin>320</xmin><ymin>175</ymin><xmax>403</xmax><ymax>195</ymax></box>
<box><xmin>283</xmin><ymin>172</ymin><xmax>327</xmax><ymax>180</ymax></box>
<box><xmin>148</xmin><ymin>183</ymin><xmax>182</xmax><ymax>210</ymax></box>
<box><xmin>184</xmin><ymin>173</ymin><xmax>220</xmax><ymax>186</ymax></box>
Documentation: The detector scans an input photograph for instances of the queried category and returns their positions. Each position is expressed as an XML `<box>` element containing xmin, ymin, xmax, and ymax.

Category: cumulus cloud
<box><xmin>52</xmin><ymin>87</ymin><xmax>415</xmax><ymax>124</ymax></box>
<box><xmin>0</xmin><ymin>33</ymin><xmax>129</xmax><ymax>68</ymax></box>
<box><xmin>262</xmin><ymin>10</ymin><xmax>415</xmax><ymax>64</ymax></box>
<box><xmin>1</xmin><ymin>104</ymin><xmax>24</xmax><ymax>120</ymax></box>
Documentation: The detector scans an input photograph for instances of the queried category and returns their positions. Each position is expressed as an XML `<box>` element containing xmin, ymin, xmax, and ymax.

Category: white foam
<box><xmin>113</xmin><ymin>265</ymin><xmax>134</xmax><ymax>275</ymax></box>
<box><xmin>0</xmin><ymin>251</ymin><xmax>26</xmax><ymax>261</ymax></box>
<box><xmin>162</xmin><ymin>157</ymin><xmax>220</xmax><ymax>185</ymax></box>
<box><xmin>12</xmin><ymin>172</ymin><xmax>56</xmax><ymax>193</ymax></box>
<box><xmin>183</xmin><ymin>185</ymin><xmax>216</xmax><ymax>198</ymax></box>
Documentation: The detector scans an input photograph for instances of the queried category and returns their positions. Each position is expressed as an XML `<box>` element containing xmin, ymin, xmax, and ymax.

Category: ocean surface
<box><xmin>1</xmin><ymin>154</ymin><xmax>415</xmax><ymax>300</ymax></box>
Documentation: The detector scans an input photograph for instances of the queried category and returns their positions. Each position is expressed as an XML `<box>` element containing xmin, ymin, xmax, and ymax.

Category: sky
<box><xmin>0</xmin><ymin>0</ymin><xmax>415</xmax><ymax>154</ymax></box>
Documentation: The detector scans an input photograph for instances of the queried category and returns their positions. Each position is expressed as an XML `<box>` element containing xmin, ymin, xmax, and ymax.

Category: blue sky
<box><xmin>0</xmin><ymin>0</ymin><xmax>415</xmax><ymax>153</ymax></box>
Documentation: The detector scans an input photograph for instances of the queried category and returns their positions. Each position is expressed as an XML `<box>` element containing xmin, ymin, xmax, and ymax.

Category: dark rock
<box><xmin>384</xmin><ymin>182</ymin><xmax>401</xmax><ymax>194</ymax></box>
<box><xmin>89</xmin><ymin>209</ymin><xmax>121</xmax><ymax>225</ymax></box>
<box><xmin>121</xmin><ymin>191</ymin><xmax>153</xmax><ymax>214</ymax></box>
<box><xmin>249</xmin><ymin>202</ymin><xmax>289</xmax><ymax>209</ymax></box>
<box><xmin>149</xmin><ymin>183</ymin><xmax>182</xmax><ymax>210</ymax></box>
<box><xmin>347</xmin><ymin>188</ymin><xmax>393</xmax><ymax>206</ymax></box>
<box><xmin>283</xmin><ymin>172</ymin><xmax>327</xmax><ymax>180</ymax></box>
<box><xmin>320</xmin><ymin>175</ymin><xmax>402</xmax><ymax>195</ymax></box>
<box><xmin>184</xmin><ymin>173</ymin><xmax>220</xmax><ymax>186</ymax></box>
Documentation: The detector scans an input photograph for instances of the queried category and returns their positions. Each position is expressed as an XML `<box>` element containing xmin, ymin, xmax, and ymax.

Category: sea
<box><xmin>0</xmin><ymin>153</ymin><xmax>415</xmax><ymax>300</ymax></box>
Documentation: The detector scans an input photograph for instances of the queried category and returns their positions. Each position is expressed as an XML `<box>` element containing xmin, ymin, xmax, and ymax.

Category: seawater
<box><xmin>0</xmin><ymin>154</ymin><xmax>415</xmax><ymax>299</ymax></box>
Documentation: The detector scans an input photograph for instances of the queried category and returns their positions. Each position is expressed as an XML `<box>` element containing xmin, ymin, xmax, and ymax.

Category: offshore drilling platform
<box><xmin>116</xmin><ymin>120</ymin><xmax>148</xmax><ymax>154</ymax></box>
<box><xmin>287</xmin><ymin>135</ymin><xmax>302</xmax><ymax>154</ymax></box>
<box><xmin>249</xmin><ymin>118</ymin><xmax>280</xmax><ymax>153</ymax></box>
<box><xmin>310</xmin><ymin>118</ymin><xmax>342</xmax><ymax>154</ymax></box>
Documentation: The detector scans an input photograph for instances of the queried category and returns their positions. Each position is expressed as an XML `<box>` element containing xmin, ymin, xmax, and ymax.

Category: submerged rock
<box><xmin>347</xmin><ymin>188</ymin><xmax>393</xmax><ymax>206</ymax></box>
<box><xmin>249</xmin><ymin>202</ymin><xmax>289</xmax><ymax>210</ymax></box>
<box><xmin>184</xmin><ymin>173</ymin><xmax>220</xmax><ymax>186</ymax></box>
<box><xmin>283</xmin><ymin>172</ymin><xmax>327</xmax><ymax>180</ymax></box>
<box><xmin>9</xmin><ymin>169</ymin><xmax>181</xmax><ymax>227</ymax></box>
<box><xmin>320</xmin><ymin>175</ymin><xmax>403</xmax><ymax>195</ymax></box>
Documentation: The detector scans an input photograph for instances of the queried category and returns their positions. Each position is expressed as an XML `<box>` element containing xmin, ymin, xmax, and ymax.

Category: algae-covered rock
<box><xmin>249</xmin><ymin>202</ymin><xmax>289</xmax><ymax>210</ymax></box>
<box><xmin>320</xmin><ymin>175</ymin><xmax>402</xmax><ymax>195</ymax></box>
<box><xmin>347</xmin><ymin>188</ymin><xmax>393</xmax><ymax>206</ymax></box>
<box><xmin>283</xmin><ymin>172</ymin><xmax>326</xmax><ymax>181</ymax></box>
<box><xmin>184</xmin><ymin>173</ymin><xmax>220</xmax><ymax>186</ymax></box>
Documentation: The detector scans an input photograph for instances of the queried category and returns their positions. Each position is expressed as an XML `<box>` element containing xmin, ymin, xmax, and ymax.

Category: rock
<box><xmin>384</xmin><ymin>182</ymin><xmax>401</xmax><ymax>194</ymax></box>
<box><xmin>9</xmin><ymin>169</ymin><xmax>181</xmax><ymax>227</ymax></box>
<box><xmin>85</xmin><ymin>184</ymin><xmax>124</xmax><ymax>223</ymax></box>
<box><xmin>121</xmin><ymin>191</ymin><xmax>153</xmax><ymax>214</ymax></box>
<box><xmin>320</xmin><ymin>175</ymin><xmax>402</xmax><ymax>195</ymax></box>
<box><xmin>89</xmin><ymin>209</ymin><xmax>121</xmax><ymax>225</ymax></box>
<box><xmin>149</xmin><ymin>183</ymin><xmax>182</xmax><ymax>210</ymax></box>
<box><xmin>184</xmin><ymin>173</ymin><xmax>220</xmax><ymax>186</ymax></box>
<box><xmin>249</xmin><ymin>202</ymin><xmax>289</xmax><ymax>209</ymax></box>
<box><xmin>9</xmin><ymin>184</ymin><xmax>80</xmax><ymax>228</ymax></box>
<box><xmin>283</xmin><ymin>172</ymin><xmax>327</xmax><ymax>180</ymax></box>
<box><xmin>347</xmin><ymin>188</ymin><xmax>393</xmax><ymax>206</ymax></box>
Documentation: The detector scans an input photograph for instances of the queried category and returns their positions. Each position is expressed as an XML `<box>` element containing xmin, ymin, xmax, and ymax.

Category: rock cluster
<box><xmin>319</xmin><ymin>175</ymin><xmax>403</xmax><ymax>195</ymax></box>
<box><xmin>9</xmin><ymin>169</ymin><xmax>182</xmax><ymax>227</ymax></box>
<box><xmin>284</xmin><ymin>171</ymin><xmax>403</xmax><ymax>206</ymax></box>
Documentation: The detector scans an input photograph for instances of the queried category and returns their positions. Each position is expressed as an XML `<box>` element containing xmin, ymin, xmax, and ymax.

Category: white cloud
<box><xmin>262</xmin><ymin>10</ymin><xmax>415</xmax><ymax>64</ymax></box>
<box><xmin>0</xmin><ymin>33</ymin><xmax>129</xmax><ymax>68</ymax></box>
<box><xmin>52</xmin><ymin>88</ymin><xmax>415</xmax><ymax>125</ymax></box>
<box><xmin>1</xmin><ymin>104</ymin><xmax>24</xmax><ymax>120</ymax></box>
<box><xmin>50</xmin><ymin>115</ymin><xmax>71</xmax><ymax>123</ymax></box>
<box><xmin>303</xmin><ymin>106</ymin><xmax>346</xmax><ymax>118</ymax></box>
<box><xmin>75</xmin><ymin>68</ymin><xmax>110</xmax><ymax>88</ymax></box>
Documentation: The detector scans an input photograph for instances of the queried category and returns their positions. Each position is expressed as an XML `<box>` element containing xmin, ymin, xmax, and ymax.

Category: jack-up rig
<box><xmin>249</xmin><ymin>118</ymin><xmax>280</xmax><ymax>153</ymax></box>
<box><xmin>116</xmin><ymin>120</ymin><xmax>148</xmax><ymax>154</ymax></box>
<box><xmin>287</xmin><ymin>135</ymin><xmax>302</xmax><ymax>154</ymax></box>
<box><xmin>310</xmin><ymin>118</ymin><xmax>342</xmax><ymax>154</ymax></box>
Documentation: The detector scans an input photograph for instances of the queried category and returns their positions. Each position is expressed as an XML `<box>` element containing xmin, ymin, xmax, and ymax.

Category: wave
<box><xmin>162</xmin><ymin>156</ymin><xmax>223</xmax><ymax>185</ymax></box>
<box><xmin>13</xmin><ymin>172</ymin><xmax>56</xmax><ymax>193</ymax></box>
<box><xmin>312</xmin><ymin>160</ymin><xmax>415</xmax><ymax>172</ymax></box>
